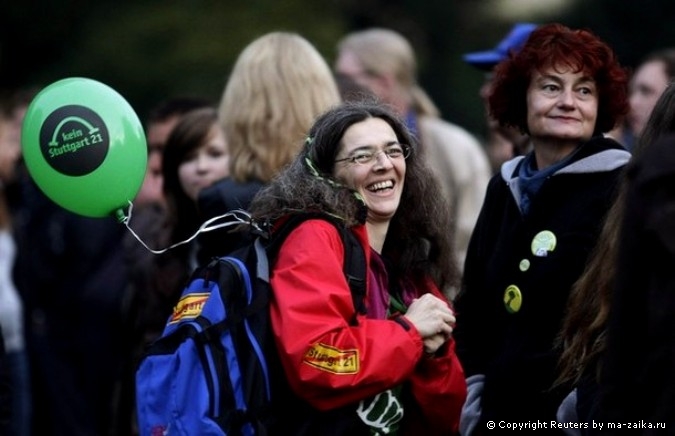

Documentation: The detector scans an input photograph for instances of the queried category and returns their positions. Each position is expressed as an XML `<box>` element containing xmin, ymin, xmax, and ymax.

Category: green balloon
<box><xmin>21</xmin><ymin>77</ymin><xmax>147</xmax><ymax>218</ymax></box>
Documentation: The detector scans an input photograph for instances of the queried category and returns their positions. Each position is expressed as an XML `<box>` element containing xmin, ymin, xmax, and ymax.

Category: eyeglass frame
<box><xmin>334</xmin><ymin>142</ymin><xmax>411</xmax><ymax>166</ymax></box>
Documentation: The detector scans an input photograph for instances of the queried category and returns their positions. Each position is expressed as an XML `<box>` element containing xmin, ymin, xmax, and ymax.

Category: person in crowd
<box><xmin>159</xmin><ymin>106</ymin><xmax>230</xmax><ymax>267</ymax></box>
<box><xmin>119</xmin><ymin>106</ymin><xmax>229</xmax><ymax>435</ymax></box>
<box><xmin>247</xmin><ymin>100</ymin><xmax>466</xmax><ymax>435</ymax></box>
<box><xmin>597</xmin><ymin>135</ymin><xmax>675</xmax><ymax>432</ymax></box>
<box><xmin>589</xmin><ymin>89</ymin><xmax>675</xmax><ymax>432</ymax></box>
<box><xmin>133</xmin><ymin>104</ymin><xmax>229</xmax><ymax>333</ymax></box>
<box><xmin>116</xmin><ymin>97</ymin><xmax>214</xmax><ymax>435</ymax></box>
<box><xmin>134</xmin><ymin>105</ymin><xmax>229</xmax><ymax>364</ymax></box>
<box><xmin>14</xmin><ymin>122</ymin><xmax>132</xmax><ymax>436</ymax></box>
<box><xmin>135</xmin><ymin>95</ymin><xmax>214</xmax><ymax>208</ymax></box>
<box><xmin>124</xmin><ymin>95</ymin><xmax>214</xmax><ymax>301</ymax></box>
<box><xmin>0</xmin><ymin>93</ymin><xmax>30</xmax><ymax>436</ymax></box>
<box><xmin>124</xmin><ymin>95</ymin><xmax>214</xmax><ymax>308</ymax></box>
<box><xmin>555</xmin><ymin>82</ymin><xmax>675</xmax><ymax>435</ymax></box>
<box><xmin>125</xmin><ymin>94</ymin><xmax>214</xmax><ymax>258</ymax></box>
<box><xmin>10</xmin><ymin>84</ymin><xmax>134</xmax><ymax>436</ymax></box>
<box><xmin>2</xmin><ymin>86</ymin><xmax>38</xmax><ymax>211</ymax></box>
<box><xmin>452</xmin><ymin>23</ymin><xmax>631</xmax><ymax>435</ymax></box>
<box><xmin>623</xmin><ymin>48</ymin><xmax>675</xmax><ymax>151</ymax></box>
<box><xmin>335</xmin><ymin>72</ymin><xmax>376</xmax><ymax>102</ymax></box>
<box><xmin>197</xmin><ymin>31</ymin><xmax>341</xmax><ymax>259</ymax></box>
<box><xmin>463</xmin><ymin>22</ymin><xmax>538</xmax><ymax>173</ymax></box>
<box><xmin>334</xmin><ymin>27</ymin><xmax>491</xmax><ymax>281</ymax></box>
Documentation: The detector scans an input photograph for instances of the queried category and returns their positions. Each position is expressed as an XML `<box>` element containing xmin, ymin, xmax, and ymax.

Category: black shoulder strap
<box><xmin>259</xmin><ymin>213</ymin><xmax>367</xmax><ymax>320</ymax></box>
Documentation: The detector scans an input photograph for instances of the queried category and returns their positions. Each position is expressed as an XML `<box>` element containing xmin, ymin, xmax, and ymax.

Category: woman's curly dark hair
<box><xmin>248</xmin><ymin>100</ymin><xmax>459</xmax><ymax>292</ymax></box>
<box><xmin>489</xmin><ymin>23</ymin><xmax>629</xmax><ymax>136</ymax></box>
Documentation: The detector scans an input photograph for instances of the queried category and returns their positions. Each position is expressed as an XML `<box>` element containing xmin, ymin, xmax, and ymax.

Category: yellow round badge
<box><xmin>504</xmin><ymin>285</ymin><xmax>522</xmax><ymax>314</ymax></box>
<box><xmin>531</xmin><ymin>230</ymin><xmax>557</xmax><ymax>257</ymax></box>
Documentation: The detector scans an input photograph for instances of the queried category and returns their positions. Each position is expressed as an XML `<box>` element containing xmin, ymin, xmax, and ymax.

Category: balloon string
<box><xmin>120</xmin><ymin>201</ymin><xmax>262</xmax><ymax>255</ymax></box>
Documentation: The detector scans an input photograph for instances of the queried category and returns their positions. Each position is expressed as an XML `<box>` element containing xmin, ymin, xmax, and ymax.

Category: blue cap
<box><xmin>463</xmin><ymin>23</ymin><xmax>538</xmax><ymax>71</ymax></box>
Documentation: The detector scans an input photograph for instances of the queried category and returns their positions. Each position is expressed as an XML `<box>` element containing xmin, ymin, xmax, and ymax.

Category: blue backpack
<box><xmin>135</xmin><ymin>213</ymin><xmax>367</xmax><ymax>436</ymax></box>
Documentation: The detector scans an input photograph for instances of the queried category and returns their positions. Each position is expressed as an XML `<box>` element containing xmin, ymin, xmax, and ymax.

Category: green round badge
<box><xmin>504</xmin><ymin>285</ymin><xmax>522</xmax><ymax>314</ymax></box>
<box><xmin>531</xmin><ymin>230</ymin><xmax>557</xmax><ymax>257</ymax></box>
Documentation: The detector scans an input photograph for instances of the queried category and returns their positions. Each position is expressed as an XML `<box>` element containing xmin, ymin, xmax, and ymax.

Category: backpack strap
<box><xmin>259</xmin><ymin>213</ymin><xmax>367</xmax><ymax>321</ymax></box>
<box><xmin>335</xmin><ymin>222</ymin><xmax>368</xmax><ymax>319</ymax></box>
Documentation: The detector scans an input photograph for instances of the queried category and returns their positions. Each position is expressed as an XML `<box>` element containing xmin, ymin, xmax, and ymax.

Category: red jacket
<box><xmin>270</xmin><ymin>219</ymin><xmax>467</xmax><ymax>434</ymax></box>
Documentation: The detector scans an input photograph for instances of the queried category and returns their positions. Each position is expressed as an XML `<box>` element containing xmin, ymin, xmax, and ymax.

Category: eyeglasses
<box><xmin>335</xmin><ymin>143</ymin><xmax>411</xmax><ymax>165</ymax></box>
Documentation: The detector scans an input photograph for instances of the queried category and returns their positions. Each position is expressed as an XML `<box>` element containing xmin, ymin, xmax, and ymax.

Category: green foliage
<box><xmin>4</xmin><ymin>0</ymin><xmax>675</xmax><ymax>145</ymax></box>
<box><xmin>6</xmin><ymin>0</ymin><xmax>347</xmax><ymax>121</ymax></box>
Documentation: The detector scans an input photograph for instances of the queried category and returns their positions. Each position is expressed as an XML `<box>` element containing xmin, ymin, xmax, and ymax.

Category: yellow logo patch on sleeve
<box><xmin>303</xmin><ymin>343</ymin><xmax>359</xmax><ymax>374</ymax></box>
<box><xmin>169</xmin><ymin>293</ymin><xmax>209</xmax><ymax>324</ymax></box>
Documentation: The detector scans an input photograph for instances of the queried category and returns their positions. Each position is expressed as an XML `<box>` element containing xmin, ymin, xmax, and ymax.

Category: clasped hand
<box><xmin>403</xmin><ymin>293</ymin><xmax>455</xmax><ymax>355</ymax></box>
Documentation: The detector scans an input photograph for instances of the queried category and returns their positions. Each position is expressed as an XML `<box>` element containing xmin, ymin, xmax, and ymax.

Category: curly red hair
<box><xmin>488</xmin><ymin>23</ymin><xmax>629</xmax><ymax>136</ymax></box>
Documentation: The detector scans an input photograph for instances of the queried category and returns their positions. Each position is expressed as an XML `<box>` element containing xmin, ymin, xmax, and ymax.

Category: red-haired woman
<box><xmin>452</xmin><ymin>23</ymin><xmax>630</xmax><ymax>434</ymax></box>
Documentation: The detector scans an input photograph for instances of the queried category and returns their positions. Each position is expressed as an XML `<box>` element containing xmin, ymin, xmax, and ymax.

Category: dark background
<box><xmin>2</xmin><ymin>0</ymin><xmax>675</xmax><ymax>142</ymax></box>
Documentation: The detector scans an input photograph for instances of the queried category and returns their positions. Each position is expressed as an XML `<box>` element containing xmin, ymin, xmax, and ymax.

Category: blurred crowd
<box><xmin>1</xmin><ymin>22</ymin><xmax>674</xmax><ymax>436</ymax></box>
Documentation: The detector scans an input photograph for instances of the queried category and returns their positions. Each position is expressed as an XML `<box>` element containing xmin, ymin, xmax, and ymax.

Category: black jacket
<box><xmin>454</xmin><ymin>137</ymin><xmax>630</xmax><ymax>427</ymax></box>
<box><xmin>197</xmin><ymin>177</ymin><xmax>264</xmax><ymax>262</ymax></box>
<box><xmin>598</xmin><ymin>133</ymin><xmax>675</xmax><ymax>433</ymax></box>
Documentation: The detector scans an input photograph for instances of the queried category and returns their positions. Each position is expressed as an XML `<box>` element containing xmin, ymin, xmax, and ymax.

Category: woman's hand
<box><xmin>403</xmin><ymin>293</ymin><xmax>456</xmax><ymax>354</ymax></box>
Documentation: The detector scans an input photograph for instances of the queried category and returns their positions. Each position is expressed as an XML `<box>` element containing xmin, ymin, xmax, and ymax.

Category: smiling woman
<box><xmin>333</xmin><ymin>117</ymin><xmax>408</xmax><ymax>245</ymax></box>
<box><xmin>162</xmin><ymin>106</ymin><xmax>228</xmax><ymax>251</ymax></box>
<box><xmin>452</xmin><ymin>23</ymin><xmax>632</xmax><ymax>434</ymax></box>
<box><xmin>247</xmin><ymin>100</ymin><xmax>467</xmax><ymax>435</ymax></box>
<box><xmin>525</xmin><ymin>68</ymin><xmax>598</xmax><ymax>156</ymax></box>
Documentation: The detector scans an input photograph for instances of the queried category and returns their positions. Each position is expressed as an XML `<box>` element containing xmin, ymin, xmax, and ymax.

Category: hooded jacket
<box><xmin>454</xmin><ymin>136</ymin><xmax>630</xmax><ymax>431</ymax></box>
